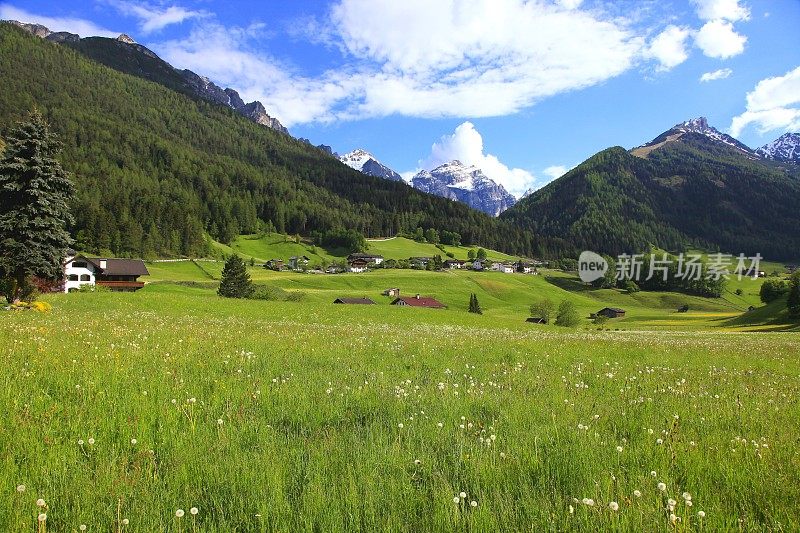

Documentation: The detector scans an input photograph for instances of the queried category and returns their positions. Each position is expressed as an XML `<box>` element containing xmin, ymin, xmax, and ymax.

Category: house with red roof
<box><xmin>391</xmin><ymin>294</ymin><xmax>445</xmax><ymax>309</ymax></box>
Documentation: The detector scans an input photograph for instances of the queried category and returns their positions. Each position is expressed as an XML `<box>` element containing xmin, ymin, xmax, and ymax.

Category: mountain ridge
<box><xmin>6</xmin><ymin>19</ymin><xmax>289</xmax><ymax>135</ymax></box>
<box><xmin>411</xmin><ymin>161</ymin><xmax>517</xmax><ymax>217</ymax></box>
<box><xmin>503</xmin><ymin>117</ymin><xmax>800</xmax><ymax>260</ymax></box>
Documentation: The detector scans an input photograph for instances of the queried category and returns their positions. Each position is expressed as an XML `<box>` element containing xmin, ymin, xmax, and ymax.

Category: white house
<box><xmin>64</xmin><ymin>255</ymin><xmax>149</xmax><ymax>292</ymax></box>
<box><xmin>346</xmin><ymin>259</ymin><xmax>369</xmax><ymax>273</ymax></box>
<box><xmin>502</xmin><ymin>264</ymin><xmax>515</xmax><ymax>274</ymax></box>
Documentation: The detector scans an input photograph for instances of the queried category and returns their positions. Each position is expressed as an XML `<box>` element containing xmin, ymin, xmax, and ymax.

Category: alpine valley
<box><xmin>1</xmin><ymin>20</ymin><xmax>799</xmax><ymax>261</ymax></box>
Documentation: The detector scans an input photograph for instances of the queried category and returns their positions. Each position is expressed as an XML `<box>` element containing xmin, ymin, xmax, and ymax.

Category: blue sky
<box><xmin>2</xmin><ymin>0</ymin><xmax>798</xmax><ymax>196</ymax></box>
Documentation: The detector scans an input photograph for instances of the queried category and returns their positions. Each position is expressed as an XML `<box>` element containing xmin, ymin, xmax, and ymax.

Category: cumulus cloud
<box><xmin>0</xmin><ymin>4</ymin><xmax>119</xmax><ymax>37</ymax></box>
<box><xmin>105</xmin><ymin>1</ymin><xmax>209</xmax><ymax>34</ymax></box>
<box><xmin>692</xmin><ymin>0</ymin><xmax>750</xmax><ymax>22</ymax></box>
<box><xmin>147</xmin><ymin>0</ymin><xmax>657</xmax><ymax>126</ymax></box>
<box><xmin>543</xmin><ymin>165</ymin><xmax>569</xmax><ymax>181</ymax></box>
<box><xmin>695</xmin><ymin>19</ymin><xmax>746</xmax><ymax>58</ymax></box>
<box><xmin>700</xmin><ymin>68</ymin><xmax>733</xmax><ymax>82</ymax></box>
<box><xmin>417</xmin><ymin>122</ymin><xmax>535</xmax><ymax>197</ymax></box>
<box><xmin>644</xmin><ymin>25</ymin><xmax>691</xmax><ymax>71</ymax></box>
<box><xmin>730</xmin><ymin>66</ymin><xmax>800</xmax><ymax>137</ymax></box>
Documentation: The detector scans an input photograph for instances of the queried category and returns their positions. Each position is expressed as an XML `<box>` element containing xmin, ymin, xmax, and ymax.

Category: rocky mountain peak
<box><xmin>117</xmin><ymin>34</ymin><xmax>136</xmax><ymax>44</ymax></box>
<box><xmin>411</xmin><ymin>161</ymin><xmax>516</xmax><ymax>216</ymax></box>
<box><xmin>756</xmin><ymin>132</ymin><xmax>800</xmax><ymax>163</ymax></box>
<box><xmin>339</xmin><ymin>149</ymin><xmax>403</xmax><ymax>182</ymax></box>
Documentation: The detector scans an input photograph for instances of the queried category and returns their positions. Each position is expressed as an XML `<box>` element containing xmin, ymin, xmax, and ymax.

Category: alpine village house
<box><xmin>63</xmin><ymin>255</ymin><xmax>149</xmax><ymax>292</ymax></box>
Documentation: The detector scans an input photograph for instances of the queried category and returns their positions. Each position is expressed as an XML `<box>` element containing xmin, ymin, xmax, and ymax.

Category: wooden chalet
<box><xmin>333</xmin><ymin>297</ymin><xmax>375</xmax><ymax>305</ymax></box>
<box><xmin>64</xmin><ymin>255</ymin><xmax>149</xmax><ymax>292</ymax></box>
<box><xmin>391</xmin><ymin>294</ymin><xmax>445</xmax><ymax>309</ymax></box>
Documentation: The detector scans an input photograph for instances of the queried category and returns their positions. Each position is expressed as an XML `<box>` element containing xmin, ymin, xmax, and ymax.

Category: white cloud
<box><xmin>730</xmin><ymin>66</ymin><xmax>800</xmax><ymax>136</ymax></box>
<box><xmin>416</xmin><ymin>122</ymin><xmax>535</xmax><ymax>197</ymax></box>
<box><xmin>105</xmin><ymin>1</ymin><xmax>208</xmax><ymax>34</ymax></box>
<box><xmin>0</xmin><ymin>4</ymin><xmax>119</xmax><ymax>37</ymax></box>
<box><xmin>326</xmin><ymin>0</ymin><xmax>643</xmax><ymax>119</ymax></box>
<box><xmin>692</xmin><ymin>0</ymin><xmax>750</xmax><ymax>22</ymax></box>
<box><xmin>700</xmin><ymin>68</ymin><xmax>733</xmax><ymax>82</ymax></box>
<box><xmin>644</xmin><ymin>25</ymin><xmax>691</xmax><ymax>71</ymax></box>
<box><xmin>149</xmin><ymin>0</ymin><xmax>656</xmax><ymax>126</ymax></box>
<box><xmin>695</xmin><ymin>19</ymin><xmax>746</xmax><ymax>58</ymax></box>
<box><xmin>543</xmin><ymin>165</ymin><xmax>568</xmax><ymax>181</ymax></box>
<box><xmin>555</xmin><ymin>0</ymin><xmax>584</xmax><ymax>9</ymax></box>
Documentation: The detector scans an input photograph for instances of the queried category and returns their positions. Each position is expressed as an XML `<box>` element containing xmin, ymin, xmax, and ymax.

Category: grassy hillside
<box><xmin>138</xmin><ymin>261</ymin><xmax>780</xmax><ymax>330</ymax></box>
<box><xmin>2</xmin><ymin>288</ymin><xmax>799</xmax><ymax>530</ymax></box>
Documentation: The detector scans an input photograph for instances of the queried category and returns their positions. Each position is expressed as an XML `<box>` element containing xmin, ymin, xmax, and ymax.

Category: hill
<box><xmin>502</xmin><ymin>118</ymin><xmax>800</xmax><ymax>260</ymax></box>
<box><xmin>0</xmin><ymin>24</ymin><xmax>559</xmax><ymax>259</ymax></box>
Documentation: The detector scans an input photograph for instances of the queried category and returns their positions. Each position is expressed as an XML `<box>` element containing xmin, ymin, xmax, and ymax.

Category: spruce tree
<box><xmin>468</xmin><ymin>293</ymin><xmax>482</xmax><ymax>314</ymax></box>
<box><xmin>218</xmin><ymin>254</ymin><xmax>254</xmax><ymax>298</ymax></box>
<box><xmin>0</xmin><ymin>110</ymin><xmax>75</xmax><ymax>302</ymax></box>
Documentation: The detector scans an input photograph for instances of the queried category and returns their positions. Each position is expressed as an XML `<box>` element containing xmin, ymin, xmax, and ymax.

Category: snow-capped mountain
<box><xmin>633</xmin><ymin>116</ymin><xmax>755</xmax><ymax>158</ymax></box>
<box><xmin>339</xmin><ymin>149</ymin><xmax>404</xmax><ymax>181</ymax></box>
<box><xmin>411</xmin><ymin>161</ymin><xmax>516</xmax><ymax>216</ymax></box>
<box><xmin>756</xmin><ymin>133</ymin><xmax>800</xmax><ymax>163</ymax></box>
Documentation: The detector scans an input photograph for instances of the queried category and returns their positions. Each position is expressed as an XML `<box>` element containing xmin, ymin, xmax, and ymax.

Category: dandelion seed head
<box><xmin>16</xmin><ymin>485</ymin><xmax>25</xmax><ymax>493</ymax></box>
<box><xmin>658</xmin><ymin>483</ymin><xmax>667</xmax><ymax>492</ymax></box>
<box><xmin>698</xmin><ymin>511</ymin><xmax>706</xmax><ymax>518</ymax></box>
<box><xmin>175</xmin><ymin>509</ymin><xmax>185</xmax><ymax>518</ymax></box>
<box><xmin>190</xmin><ymin>507</ymin><xmax>198</xmax><ymax>515</ymax></box>
<box><xmin>633</xmin><ymin>490</ymin><xmax>642</xmax><ymax>498</ymax></box>
<box><xmin>609</xmin><ymin>501</ymin><xmax>619</xmax><ymax>511</ymax></box>
<box><xmin>38</xmin><ymin>513</ymin><xmax>47</xmax><ymax>522</ymax></box>
<box><xmin>470</xmin><ymin>500</ymin><xmax>477</xmax><ymax>507</ymax></box>
<box><xmin>36</xmin><ymin>498</ymin><xmax>46</xmax><ymax>507</ymax></box>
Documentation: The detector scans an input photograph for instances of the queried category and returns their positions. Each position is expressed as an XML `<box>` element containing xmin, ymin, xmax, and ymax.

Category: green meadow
<box><xmin>2</xmin><ymin>261</ymin><xmax>800</xmax><ymax>531</ymax></box>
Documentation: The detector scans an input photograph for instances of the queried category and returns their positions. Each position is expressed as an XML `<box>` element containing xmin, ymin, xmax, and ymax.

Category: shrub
<box><xmin>759</xmin><ymin>278</ymin><xmax>787</xmax><ymax>304</ymax></box>
<box><xmin>555</xmin><ymin>300</ymin><xmax>580</xmax><ymax>327</ymax></box>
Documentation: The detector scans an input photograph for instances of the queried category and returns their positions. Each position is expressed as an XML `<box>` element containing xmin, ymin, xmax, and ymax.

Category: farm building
<box><xmin>347</xmin><ymin>253</ymin><xmax>384</xmax><ymax>265</ymax></box>
<box><xmin>391</xmin><ymin>295</ymin><xmax>445</xmax><ymax>309</ymax></box>
<box><xmin>64</xmin><ymin>255</ymin><xmax>149</xmax><ymax>292</ymax></box>
<box><xmin>382</xmin><ymin>288</ymin><xmax>401</xmax><ymax>297</ymax></box>
<box><xmin>501</xmin><ymin>264</ymin><xmax>515</xmax><ymax>274</ymax></box>
<box><xmin>515</xmin><ymin>261</ymin><xmax>534</xmax><ymax>273</ymax></box>
<box><xmin>526</xmin><ymin>316</ymin><xmax>548</xmax><ymax>324</ymax></box>
<box><xmin>472</xmin><ymin>260</ymin><xmax>485</xmax><ymax>271</ymax></box>
<box><xmin>333</xmin><ymin>297</ymin><xmax>375</xmax><ymax>305</ymax></box>
<box><xmin>264</xmin><ymin>259</ymin><xmax>284</xmax><ymax>271</ymax></box>
<box><xmin>410</xmin><ymin>257</ymin><xmax>432</xmax><ymax>269</ymax></box>
<box><xmin>347</xmin><ymin>259</ymin><xmax>369</xmax><ymax>273</ymax></box>
<box><xmin>288</xmin><ymin>255</ymin><xmax>310</xmax><ymax>269</ymax></box>
<box><xmin>596</xmin><ymin>307</ymin><xmax>626</xmax><ymax>318</ymax></box>
<box><xmin>444</xmin><ymin>259</ymin><xmax>465</xmax><ymax>269</ymax></box>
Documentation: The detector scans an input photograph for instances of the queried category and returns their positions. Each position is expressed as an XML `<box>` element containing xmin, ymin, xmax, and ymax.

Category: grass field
<box><xmin>213</xmin><ymin>234</ymin><xmax>518</xmax><ymax>265</ymax></box>
<box><xmin>2</xmin><ymin>285</ymin><xmax>799</xmax><ymax>531</ymax></box>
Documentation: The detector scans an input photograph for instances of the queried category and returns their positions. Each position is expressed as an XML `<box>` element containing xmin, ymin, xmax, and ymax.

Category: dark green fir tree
<box><xmin>0</xmin><ymin>110</ymin><xmax>76</xmax><ymax>303</ymax></box>
<box><xmin>468</xmin><ymin>293</ymin><xmax>482</xmax><ymax>314</ymax></box>
<box><xmin>218</xmin><ymin>254</ymin><xmax>254</xmax><ymax>298</ymax></box>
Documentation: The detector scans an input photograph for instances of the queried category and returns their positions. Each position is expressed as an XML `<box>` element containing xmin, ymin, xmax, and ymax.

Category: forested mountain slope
<box><xmin>0</xmin><ymin>24</ymin><xmax>564</xmax><ymax>258</ymax></box>
<box><xmin>502</xmin><ymin>128</ymin><xmax>800</xmax><ymax>260</ymax></box>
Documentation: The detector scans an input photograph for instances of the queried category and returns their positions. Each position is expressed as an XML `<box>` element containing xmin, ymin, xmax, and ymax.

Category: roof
<box><xmin>333</xmin><ymin>297</ymin><xmax>375</xmax><ymax>304</ymax></box>
<box><xmin>391</xmin><ymin>296</ymin><xmax>445</xmax><ymax>308</ymax></box>
<box><xmin>75</xmin><ymin>256</ymin><xmax>149</xmax><ymax>276</ymax></box>
<box><xmin>599</xmin><ymin>307</ymin><xmax>626</xmax><ymax>313</ymax></box>
<box><xmin>348</xmin><ymin>253</ymin><xmax>383</xmax><ymax>259</ymax></box>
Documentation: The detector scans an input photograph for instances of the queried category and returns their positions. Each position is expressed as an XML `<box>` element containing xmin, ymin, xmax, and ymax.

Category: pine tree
<box><xmin>218</xmin><ymin>254</ymin><xmax>254</xmax><ymax>298</ymax></box>
<box><xmin>468</xmin><ymin>293</ymin><xmax>482</xmax><ymax>314</ymax></box>
<box><xmin>0</xmin><ymin>110</ymin><xmax>75</xmax><ymax>303</ymax></box>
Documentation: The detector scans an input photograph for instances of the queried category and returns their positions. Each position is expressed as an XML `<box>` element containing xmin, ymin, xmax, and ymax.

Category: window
<box><xmin>80</xmin><ymin>274</ymin><xmax>91</xmax><ymax>281</ymax></box>
<box><xmin>68</xmin><ymin>274</ymin><xmax>79</xmax><ymax>281</ymax></box>
<box><xmin>72</xmin><ymin>261</ymin><xmax>87</xmax><ymax>268</ymax></box>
